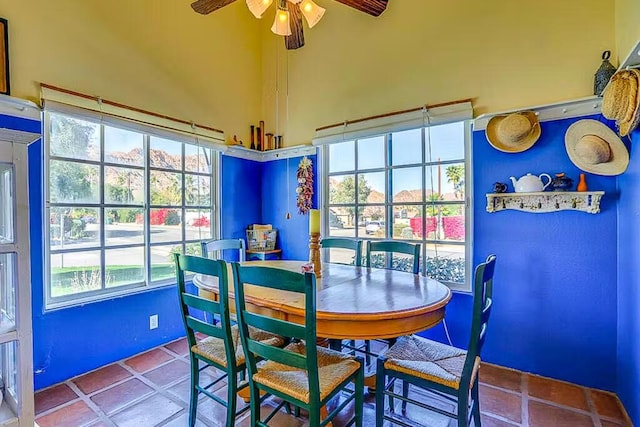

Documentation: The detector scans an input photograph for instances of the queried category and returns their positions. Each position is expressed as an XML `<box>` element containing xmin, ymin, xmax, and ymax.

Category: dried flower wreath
<box><xmin>296</xmin><ymin>156</ymin><xmax>313</xmax><ymax>215</ymax></box>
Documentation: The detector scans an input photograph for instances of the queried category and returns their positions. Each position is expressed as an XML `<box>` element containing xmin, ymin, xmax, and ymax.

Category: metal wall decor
<box><xmin>594</xmin><ymin>50</ymin><xmax>616</xmax><ymax>96</ymax></box>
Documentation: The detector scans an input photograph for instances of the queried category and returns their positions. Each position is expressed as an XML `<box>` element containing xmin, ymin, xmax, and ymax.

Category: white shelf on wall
<box><xmin>486</xmin><ymin>191</ymin><xmax>605</xmax><ymax>214</ymax></box>
<box><xmin>473</xmin><ymin>97</ymin><xmax>602</xmax><ymax>131</ymax></box>
<box><xmin>224</xmin><ymin>144</ymin><xmax>316</xmax><ymax>162</ymax></box>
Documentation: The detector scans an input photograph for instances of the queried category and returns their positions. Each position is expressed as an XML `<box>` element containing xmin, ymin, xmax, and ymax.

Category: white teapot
<box><xmin>510</xmin><ymin>173</ymin><xmax>552</xmax><ymax>193</ymax></box>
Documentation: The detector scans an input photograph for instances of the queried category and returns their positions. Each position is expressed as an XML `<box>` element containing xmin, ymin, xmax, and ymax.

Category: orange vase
<box><xmin>577</xmin><ymin>173</ymin><xmax>588</xmax><ymax>192</ymax></box>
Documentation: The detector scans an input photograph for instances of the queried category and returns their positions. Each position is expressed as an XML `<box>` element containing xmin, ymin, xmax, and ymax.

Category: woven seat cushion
<box><xmin>191</xmin><ymin>325</ymin><xmax>284</xmax><ymax>368</ymax></box>
<box><xmin>384</xmin><ymin>335</ymin><xmax>479</xmax><ymax>390</ymax></box>
<box><xmin>252</xmin><ymin>341</ymin><xmax>360</xmax><ymax>404</ymax></box>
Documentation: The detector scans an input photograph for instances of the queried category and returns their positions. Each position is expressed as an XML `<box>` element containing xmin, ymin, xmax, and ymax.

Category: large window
<box><xmin>45</xmin><ymin>111</ymin><xmax>216</xmax><ymax>307</ymax></box>
<box><xmin>323</xmin><ymin>121</ymin><xmax>471</xmax><ymax>290</ymax></box>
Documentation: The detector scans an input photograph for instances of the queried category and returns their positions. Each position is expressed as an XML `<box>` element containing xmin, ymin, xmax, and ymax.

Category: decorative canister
<box><xmin>594</xmin><ymin>50</ymin><xmax>617</xmax><ymax>96</ymax></box>
<box><xmin>492</xmin><ymin>182</ymin><xmax>508</xmax><ymax>193</ymax></box>
<box><xmin>550</xmin><ymin>173</ymin><xmax>573</xmax><ymax>191</ymax></box>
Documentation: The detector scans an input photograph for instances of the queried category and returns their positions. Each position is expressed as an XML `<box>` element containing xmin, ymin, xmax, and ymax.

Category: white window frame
<box><xmin>318</xmin><ymin>119</ymin><xmax>473</xmax><ymax>292</ymax></box>
<box><xmin>43</xmin><ymin>107</ymin><xmax>221</xmax><ymax>309</ymax></box>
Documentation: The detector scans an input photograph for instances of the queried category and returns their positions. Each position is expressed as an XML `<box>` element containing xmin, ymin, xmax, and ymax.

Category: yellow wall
<box><xmin>0</xmin><ymin>0</ymin><xmax>262</xmax><ymax>141</ymax></box>
<box><xmin>616</xmin><ymin>0</ymin><xmax>640</xmax><ymax>61</ymax></box>
<box><xmin>0</xmin><ymin>1</ymin><xmax>618</xmax><ymax>146</ymax></box>
<box><xmin>263</xmin><ymin>0</ymin><xmax>615</xmax><ymax>145</ymax></box>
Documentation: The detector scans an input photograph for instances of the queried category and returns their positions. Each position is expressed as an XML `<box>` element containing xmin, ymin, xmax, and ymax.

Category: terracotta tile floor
<box><xmin>34</xmin><ymin>338</ymin><xmax>631</xmax><ymax>427</ymax></box>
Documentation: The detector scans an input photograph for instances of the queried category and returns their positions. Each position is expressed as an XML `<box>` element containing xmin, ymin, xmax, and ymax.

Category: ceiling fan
<box><xmin>190</xmin><ymin>0</ymin><xmax>389</xmax><ymax>50</ymax></box>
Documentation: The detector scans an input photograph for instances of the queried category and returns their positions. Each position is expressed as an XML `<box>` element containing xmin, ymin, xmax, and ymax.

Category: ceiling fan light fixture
<box><xmin>246</xmin><ymin>0</ymin><xmax>273</xmax><ymax>18</ymax></box>
<box><xmin>299</xmin><ymin>0</ymin><xmax>325</xmax><ymax>28</ymax></box>
<box><xmin>271</xmin><ymin>7</ymin><xmax>292</xmax><ymax>36</ymax></box>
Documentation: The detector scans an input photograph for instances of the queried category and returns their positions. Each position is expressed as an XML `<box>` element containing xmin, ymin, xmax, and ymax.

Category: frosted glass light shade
<box><xmin>271</xmin><ymin>8</ymin><xmax>292</xmax><ymax>36</ymax></box>
<box><xmin>246</xmin><ymin>0</ymin><xmax>273</xmax><ymax>18</ymax></box>
<box><xmin>299</xmin><ymin>0</ymin><xmax>325</xmax><ymax>28</ymax></box>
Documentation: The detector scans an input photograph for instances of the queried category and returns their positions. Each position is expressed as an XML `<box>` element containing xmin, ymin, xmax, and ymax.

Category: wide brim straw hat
<box><xmin>565</xmin><ymin>119</ymin><xmax>629</xmax><ymax>176</ymax></box>
<box><xmin>486</xmin><ymin>111</ymin><xmax>541</xmax><ymax>153</ymax></box>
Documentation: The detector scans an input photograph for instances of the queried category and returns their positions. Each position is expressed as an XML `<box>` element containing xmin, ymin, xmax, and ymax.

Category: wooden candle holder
<box><xmin>308</xmin><ymin>232</ymin><xmax>321</xmax><ymax>278</ymax></box>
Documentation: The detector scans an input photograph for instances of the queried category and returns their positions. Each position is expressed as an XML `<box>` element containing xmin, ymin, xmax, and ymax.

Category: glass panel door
<box><xmin>0</xmin><ymin>254</ymin><xmax>15</xmax><ymax>334</ymax></box>
<box><xmin>0</xmin><ymin>341</ymin><xmax>18</xmax><ymax>414</ymax></box>
<box><xmin>0</xmin><ymin>138</ymin><xmax>34</xmax><ymax>425</ymax></box>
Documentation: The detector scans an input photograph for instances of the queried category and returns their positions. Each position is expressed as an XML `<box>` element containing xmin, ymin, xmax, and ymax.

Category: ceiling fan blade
<box><xmin>333</xmin><ymin>0</ymin><xmax>388</xmax><ymax>16</ymax></box>
<box><xmin>285</xmin><ymin>2</ymin><xmax>305</xmax><ymax>50</ymax></box>
<box><xmin>191</xmin><ymin>0</ymin><xmax>238</xmax><ymax>15</ymax></box>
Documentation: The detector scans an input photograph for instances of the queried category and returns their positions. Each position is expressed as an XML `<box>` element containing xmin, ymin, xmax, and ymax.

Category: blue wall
<box><xmin>422</xmin><ymin>115</ymin><xmax>619</xmax><ymax>393</ymax></box>
<box><xmin>220</xmin><ymin>155</ymin><xmax>263</xmax><ymax>261</ymax></box>
<box><xmin>472</xmin><ymin>115</ymin><xmax>619</xmax><ymax>391</ymax></box>
<box><xmin>261</xmin><ymin>155</ymin><xmax>318</xmax><ymax>260</ymax></box>
<box><xmin>28</xmin><ymin>151</ymin><xmax>291</xmax><ymax>389</ymax></box>
<box><xmin>29</xmin><ymin>139</ymin><xmax>186</xmax><ymax>389</ymax></box>
<box><xmin>616</xmin><ymin>127</ymin><xmax>640</xmax><ymax>425</ymax></box>
<box><xmin>20</xmin><ymin>111</ymin><xmax>633</xmax><ymax>410</ymax></box>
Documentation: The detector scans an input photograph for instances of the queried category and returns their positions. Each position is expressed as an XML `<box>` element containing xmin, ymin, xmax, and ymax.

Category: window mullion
<box><xmin>421</xmin><ymin>126</ymin><xmax>427</xmax><ymax>276</ymax></box>
<box><xmin>144</xmin><ymin>134</ymin><xmax>151</xmax><ymax>287</ymax></box>
<box><xmin>99</xmin><ymin>123</ymin><xmax>106</xmax><ymax>290</ymax></box>
<box><xmin>181</xmin><ymin>143</ymin><xmax>186</xmax><ymax>253</ymax></box>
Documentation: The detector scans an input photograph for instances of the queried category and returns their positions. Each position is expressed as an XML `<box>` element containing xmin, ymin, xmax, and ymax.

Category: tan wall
<box><xmin>616</xmin><ymin>0</ymin><xmax>640</xmax><ymax>62</ymax></box>
<box><xmin>0</xmin><ymin>0</ymin><xmax>262</xmax><ymax>142</ymax></box>
<box><xmin>264</xmin><ymin>0</ymin><xmax>615</xmax><ymax>146</ymax></box>
<box><xmin>0</xmin><ymin>1</ymin><xmax>618</xmax><ymax>147</ymax></box>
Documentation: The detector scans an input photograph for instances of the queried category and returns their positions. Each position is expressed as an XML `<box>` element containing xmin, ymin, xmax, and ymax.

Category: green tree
<box><xmin>150</xmin><ymin>174</ymin><xmax>181</xmax><ymax>205</ymax></box>
<box><xmin>49</xmin><ymin>116</ymin><xmax>97</xmax><ymax>203</ymax></box>
<box><xmin>445</xmin><ymin>165</ymin><xmax>465</xmax><ymax>200</ymax></box>
<box><xmin>426</xmin><ymin>193</ymin><xmax>456</xmax><ymax>216</ymax></box>
<box><xmin>330</xmin><ymin>176</ymin><xmax>371</xmax><ymax>225</ymax></box>
<box><xmin>106</xmin><ymin>184</ymin><xmax>132</xmax><ymax>204</ymax></box>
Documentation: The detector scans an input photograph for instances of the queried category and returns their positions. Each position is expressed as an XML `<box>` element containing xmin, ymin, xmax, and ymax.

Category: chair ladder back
<box><xmin>181</xmin><ymin>292</ymin><xmax>221</xmax><ymax>314</ymax></box>
<box><xmin>184</xmin><ymin>313</ymin><xmax>226</xmax><ymax>341</ymax></box>
<box><xmin>232</xmin><ymin>263</ymin><xmax>321</xmax><ymax>401</ymax></box>
<box><xmin>235</xmin><ymin>266</ymin><xmax>310</xmax><ymax>293</ymax></box>
<box><xmin>321</xmin><ymin>238</ymin><xmax>363</xmax><ymax>266</ymax></box>
<box><xmin>201</xmin><ymin>238</ymin><xmax>246</xmax><ymax>262</ymax></box>
<box><xmin>366</xmin><ymin>240</ymin><xmax>421</xmax><ymax>274</ymax></box>
<box><xmin>174</xmin><ymin>254</ymin><xmax>235</xmax><ymax>362</ymax></box>
<box><xmin>461</xmin><ymin>254</ymin><xmax>497</xmax><ymax>386</ymax></box>
<box><xmin>243</xmin><ymin>311</ymin><xmax>307</xmax><ymax>340</ymax></box>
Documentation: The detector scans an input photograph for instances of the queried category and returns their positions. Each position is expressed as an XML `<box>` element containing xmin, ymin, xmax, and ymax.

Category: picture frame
<box><xmin>0</xmin><ymin>18</ymin><xmax>9</xmax><ymax>95</ymax></box>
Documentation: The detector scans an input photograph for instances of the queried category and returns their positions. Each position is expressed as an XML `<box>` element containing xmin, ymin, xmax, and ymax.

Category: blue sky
<box><xmin>329</xmin><ymin>122</ymin><xmax>466</xmax><ymax>195</ymax></box>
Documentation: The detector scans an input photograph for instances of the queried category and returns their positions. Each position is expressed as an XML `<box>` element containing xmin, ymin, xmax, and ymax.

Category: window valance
<box><xmin>312</xmin><ymin>99</ymin><xmax>473</xmax><ymax>146</ymax></box>
<box><xmin>41</xmin><ymin>84</ymin><xmax>227</xmax><ymax>151</ymax></box>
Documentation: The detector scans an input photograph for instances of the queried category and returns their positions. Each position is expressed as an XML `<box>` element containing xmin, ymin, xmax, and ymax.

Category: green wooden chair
<box><xmin>375</xmin><ymin>255</ymin><xmax>497</xmax><ymax>427</ymax></box>
<box><xmin>232</xmin><ymin>263</ymin><xmax>365</xmax><ymax>427</ymax></box>
<box><xmin>200</xmin><ymin>239</ymin><xmax>246</xmax><ymax>325</ymax></box>
<box><xmin>174</xmin><ymin>254</ymin><xmax>284</xmax><ymax>427</ymax></box>
<box><xmin>201</xmin><ymin>238</ymin><xmax>246</xmax><ymax>262</ymax></box>
<box><xmin>365</xmin><ymin>240</ymin><xmax>421</xmax><ymax>274</ymax></box>
<box><xmin>320</xmin><ymin>237</ymin><xmax>363</xmax><ymax>266</ymax></box>
<box><xmin>360</xmin><ymin>240</ymin><xmax>422</xmax><ymax>359</ymax></box>
<box><xmin>321</xmin><ymin>237</ymin><xmax>368</xmax><ymax>361</ymax></box>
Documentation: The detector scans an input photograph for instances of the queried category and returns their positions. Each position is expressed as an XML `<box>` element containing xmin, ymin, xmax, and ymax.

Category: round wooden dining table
<box><xmin>193</xmin><ymin>260</ymin><xmax>452</xmax><ymax>342</ymax></box>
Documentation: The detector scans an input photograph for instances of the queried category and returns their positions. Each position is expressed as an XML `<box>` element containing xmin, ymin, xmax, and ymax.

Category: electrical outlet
<box><xmin>149</xmin><ymin>314</ymin><xmax>158</xmax><ymax>330</ymax></box>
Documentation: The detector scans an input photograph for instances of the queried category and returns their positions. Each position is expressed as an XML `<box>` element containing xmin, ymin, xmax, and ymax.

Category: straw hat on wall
<box><xmin>602</xmin><ymin>69</ymin><xmax>640</xmax><ymax>137</ymax></box>
<box><xmin>565</xmin><ymin>119</ymin><xmax>629</xmax><ymax>176</ymax></box>
<box><xmin>486</xmin><ymin>111</ymin><xmax>541</xmax><ymax>153</ymax></box>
